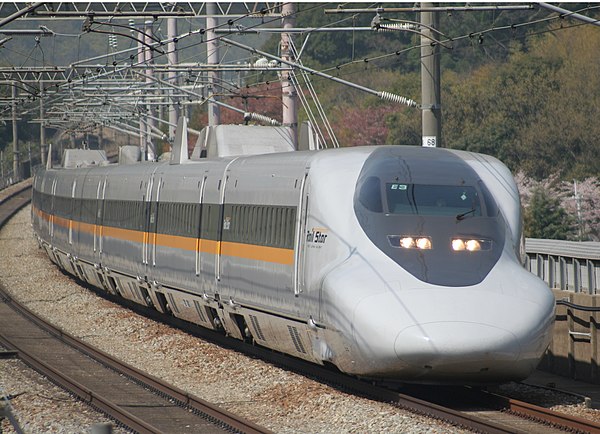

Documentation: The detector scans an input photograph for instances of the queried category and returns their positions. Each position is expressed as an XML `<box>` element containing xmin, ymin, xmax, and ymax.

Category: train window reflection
<box><xmin>386</xmin><ymin>184</ymin><xmax>481</xmax><ymax>216</ymax></box>
<box><xmin>359</xmin><ymin>176</ymin><xmax>383</xmax><ymax>212</ymax></box>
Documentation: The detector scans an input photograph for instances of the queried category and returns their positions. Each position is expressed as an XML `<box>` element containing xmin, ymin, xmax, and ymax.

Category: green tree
<box><xmin>434</xmin><ymin>24</ymin><xmax>600</xmax><ymax>180</ymax></box>
<box><xmin>524</xmin><ymin>187</ymin><xmax>576</xmax><ymax>240</ymax></box>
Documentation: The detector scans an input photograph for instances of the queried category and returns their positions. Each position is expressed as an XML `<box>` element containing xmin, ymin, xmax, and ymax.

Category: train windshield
<box><xmin>385</xmin><ymin>183</ymin><xmax>481</xmax><ymax>217</ymax></box>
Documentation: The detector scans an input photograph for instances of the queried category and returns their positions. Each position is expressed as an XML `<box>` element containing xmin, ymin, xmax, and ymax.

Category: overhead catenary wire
<box><xmin>288</xmin><ymin>38</ymin><xmax>339</xmax><ymax>148</ymax></box>
<box><xmin>281</xmin><ymin>4</ymin><xmax>600</xmax><ymax>86</ymax></box>
<box><xmin>221</xmin><ymin>37</ymin><xmax>418</xmax><ymax>108</ymax></box>
<box><xmin>4</xmin><ymin>3</ymin><xmax>600</xmax><ymax>133</ymax></box>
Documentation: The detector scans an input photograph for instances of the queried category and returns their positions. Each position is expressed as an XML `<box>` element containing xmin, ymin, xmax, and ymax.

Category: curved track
<box><xmin>0</xmin><ymin>180</ymin><xmax>32</xmax><ymax>225</ymax></box>
<box><xmin>110</xmin><ymin>289</ymin><xmax>600</xmax><ymax>434</ymax></box>
<box><xmin>0</xmin><ymin>181</ymin><xmax>270</xmax><ymax>434</ymax></box>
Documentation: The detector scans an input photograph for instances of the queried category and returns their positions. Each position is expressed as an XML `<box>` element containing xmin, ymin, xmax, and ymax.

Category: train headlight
<box><xmin>416</xmin><ymin>237</ymin><xmax>432</xmax><ymax>250</ymax></box>
<box><xmin>400</xmin><ymin>237</ymin><xmax>415</xmax><ymax>248</ymax></box>
<box><xmin>452</xmin><ymin>239</ymin><xmax>466</xmax><ymax>251</ymax></box>
<box><xmin>389</xmin><ymin>235</ymin><xmax>432</xmax><ymax>249</ymax></box>
<box><xmin>466</xmin><ymin>240</ymin><xmax>481</xmax><ymax>251</ymax></box>
<box><xmin>452</xmin><ymin>238</ymin><xmax>491</xmax><ymax>251</ymax></box>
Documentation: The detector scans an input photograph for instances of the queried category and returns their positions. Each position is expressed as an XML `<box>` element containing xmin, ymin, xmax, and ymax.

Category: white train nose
<box><xmin>394</xmin><ymin>322</ymin><xmax>521</xmax><ymax>370</ymax></box>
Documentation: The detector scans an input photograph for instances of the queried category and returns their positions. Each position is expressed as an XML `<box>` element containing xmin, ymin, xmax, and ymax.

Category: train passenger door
<box><xmin>149</xmin><ymin>176</ymin><xmax>164</xmax><ymax>268</ymax></box>
<box><xmin>216</xmin><ymin>172</ymin><xmax>229</xmax><ymax>283</ymax></box>
<box><xmin>294</xmin><ymin>171</ymin><xmax>310</xmax><ymax>297</ymax></box>
<box><xmin>198</xmin><ymin>172</ymin><xmax>221</xmax><ymax>298</ymax></box>
<box><xmin>195</xmin><ymin>176</ymin><xmax>207</xmax><ymax>279</ymax></box>
<box><xmin>142</xmin><ymin>173</ymin><xmax>155</xmax><ymax>275</ymax></box>
<box><xmin>94</xmin><ymin>176</ymin><xmax>107</xmax><ymax>264</ymax></box>
<box><xmin>142</xmin><ymin>168</ymin><xmax>162</xmax><ymax>279</ymax></box>
<box><xmin>49</xmin><ymin>178</ymin><xmax>57</xmax><ymax>240</ymax></box>
<box><xmin>68</xmin><ymin>179</ymin><xmax>77</xmax><ymax>245</ymax></box>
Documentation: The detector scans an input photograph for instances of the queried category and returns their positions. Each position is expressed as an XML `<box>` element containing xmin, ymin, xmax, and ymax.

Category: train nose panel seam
<box><xmin>394</xmin><ymin>321</ymin><xmax>523</xmax><ymax>369</ymax></box>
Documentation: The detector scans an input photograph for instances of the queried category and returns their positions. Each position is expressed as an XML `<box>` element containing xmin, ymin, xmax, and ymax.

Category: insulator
<box><xmin>377</xmin><ymin>91</ymin><xmax>418</xmax><ymax>108</ymax></box>
<box><xmin>376</xmin><ymin>23</ymin><xmax>418</xmax><ymax>32</ymax></box>
<box><xmin>253</xmin><ymin>57</ymin><xmax>269</xmax><ymax>68</ymax></box>
<box><xmin>244</xmin><ymin>112</ymin><xmax>281</xmax><ymax>126</ymax></box>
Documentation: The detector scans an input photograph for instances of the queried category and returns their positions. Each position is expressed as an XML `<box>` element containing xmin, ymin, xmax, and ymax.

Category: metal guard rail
<box><xmin>525</xmin><ymin>238</ymin><xmax>600</xmax><ymax>294</ymax></box>
<box><xmin>555</xmin><ymin>299</ymin><xmax>600</xmax><ymax>312</ymax></box>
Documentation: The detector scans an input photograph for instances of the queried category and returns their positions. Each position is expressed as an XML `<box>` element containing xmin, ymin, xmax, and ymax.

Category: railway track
<box><xmin>111</xmin><ymin>290</ymin><xmax>600</xmax><ymax>434</ymax></box>
<box><xmin>395</xmin><ymin>383</ymin><xmax>600</xmax><ymax>434</ymax></box>
<box><xmin>0</xmin><ymin>180</ymin><xmax>32</xmax><ymax>225</ymax></box>
<box><xmin>1</xmin><ymin>182</ymin><xmax>599</xmax><ymax>433</ymax></box>
<box><xmin>0</xmin><ymin>181</ymin><xmax>270</xmax><ymax>434</ymax></box>
<box><xmin>250</xmin><ymin>354</ymin><xmax>600</xmax><ymax>433</ymax></box>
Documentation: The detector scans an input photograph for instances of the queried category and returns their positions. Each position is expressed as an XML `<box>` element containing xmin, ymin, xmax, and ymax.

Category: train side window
<box><xmin>255</xmin><ymin>206</ymin><xmax>261</xmax><ymax>244</ymax></box>
<box><xmin>248</xmin><ymin>205</ymin><xmax>254</xmax><ymax>244</ymax></box>
<box><xmin>266</xmin><ymin>207</ymin><xmax>272</xmax><ymax>245</ymax></box>
<box><xmin>264</xmin><ymin>206</ymin><xmax>270</xmax><ymax>245</ymax></box>
<box><xmin>282</xmin><ymin>207</ymin><xmax>288</xmax><ymax>248</ymax></box>
<box><xmin>290</xmin><ymin>208</ymin><xmax>296</xmax><ymax>248</ymax></box>
<box><xmin>189</xmin><ymin>203</ymin><xmax>195</xmax><ymax>236</ymax></box>
<box><xmin>167</xmin><ymin>202</ymin><xmax>173</xmax><ymax>234</ymax></box>
<box><xmin>266</xmin><ymin>207</ymin><xmax>273</xmax><ymax>246</ymax></box>
<box><xmin>182</xmin><ymin>203</ymin><xmax>188</xmax><ymax>235</ymax></box>
<box><xmin>275</xmin><ymin>207</ymin><xmax>282</xmax><ymax>248</ymax></box>
<box><xmin>358</xmin><ymin>176</ymin><xmax>383</xmax><ymax>213</ymax></box>
<box><xmin>253</xmin><ymin>206</ymin><xmax>258</xmax><ymax>243</ymax></box>
<box><xmin>286</xmin><ymin>208</ymin><xmax>292</xmax><ymax>248</ymax></box>
<box><xmin>256</xmin><ymin>207</ymin><xmax>263</xmax><ymax>245</ymax></box>
<box><xmin>177</xmin><ymin>203</ymin><xmax>184</xmax><ymax>235</ymax></box>
<box><xmin>228</xmin><ymin>205</ymin><xmax>235</xmax><ymax>240</ymax></box>
<box><xmin>263</xmin><ymin>206</ymin><xmax>268</xmax><ymax>244</ymax></box>
<box><xmin>238</xmin><ymin>206</ymin><xmax>244</xmax><ymax>242</ymax></box>
<box><xmin>242</xmin><ymin>206</ymin><xmax>249</xmax><ymax>243</ymax></box>
<box><xmin>156</xmin><ymin>202</ymin><xmax>163</xmax><ymax>233</ymax></box>
<box><xmin>184</xmin><ymin>203</ymin><xmax>191</xmax><ymax>236</ymax></box>
<box><xmin>236</xmin><ymin>205</ymin><xmax>242</xmax><ymax>241</ymax></box>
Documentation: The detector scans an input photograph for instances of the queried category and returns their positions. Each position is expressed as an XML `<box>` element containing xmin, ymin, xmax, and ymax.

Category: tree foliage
<box><xmin>441</xmin><ymin>25</ymin><xmax>600</xmax><ymax>180</ymax></box>
<box><xmin>515</xmin><ymin>172</ymin><xmax>600</xmax><ymax>241</ymax></box>
<box><xmin>524</xmin><ymin>186</ymin><xmax>576</xmax><ymax>240</ymax></box>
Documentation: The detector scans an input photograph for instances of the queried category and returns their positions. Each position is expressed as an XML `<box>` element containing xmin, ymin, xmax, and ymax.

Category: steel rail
<box><xmin>0</xmin><ymin>181</ymin><xmax>32</xmax><ymax>225</ymax></box>
<box><xmin>0</xmin><ymin>329</ymin><xmax>157</xmax><ymax>433</ymax></box>
<box><xmin>504</xmin><ymin>396</ymin><xmax>600</xmax><ymax>434</ymax></box>
<box><xmin>0</xmin><ymin>285</ymin><xmax>270</xmax><ymax>434</ymax></box>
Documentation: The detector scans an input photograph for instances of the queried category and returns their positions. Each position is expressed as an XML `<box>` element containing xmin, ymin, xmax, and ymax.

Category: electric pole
<box><xmin>207</xmin><ymin>2</ymin><xmax>220</xmax><ymax>126</ymax></box>
<box><xmin>281</xmin><ymin>2</ymin><xmax>298</xmax><ymax>148</ymax></box>
<box><xmin>167</xmin><ymin>17</ymin><xmax>179</xmax><ymax>142</ymax></box>
<box><xmin>40</xmin><ymin>80</ymin><xmax>46</xmax><ymax>166</ymax></box>
<box><xmin>144</xmin><ymin>20</ymin><xmax>156</xmax><ymax>161</ymax></box>
<box><xmin>137</xmin><ymin>27</ymin><xmax>146</xmax><ymax>159</ymax></box>
<box><xmin>420</xmin><ymin>2</ymin><xmax>442</xmax><ymax>147</ymax></box>
<box><xmin>12</xmin><ymin>82</ymin><xmax>20</xmax><ymax>181</ymax></box>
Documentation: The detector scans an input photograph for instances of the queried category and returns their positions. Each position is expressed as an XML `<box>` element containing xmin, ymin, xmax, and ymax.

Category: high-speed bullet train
<box><xmin>31</xmin><ymin>122</ymin><xmax>555</xmax><ymax>384</ymax></box>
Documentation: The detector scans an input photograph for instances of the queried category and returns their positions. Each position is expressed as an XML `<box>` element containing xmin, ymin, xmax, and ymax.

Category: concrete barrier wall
<box><xmin>539</xmin><ymin>289</ymin><xmax>599</xmax><ymax>384</ymax></box>
<box><xmin>525</xmin><ymin>240</ymin><xmax>600</xmax><ymax>382</ymax></box>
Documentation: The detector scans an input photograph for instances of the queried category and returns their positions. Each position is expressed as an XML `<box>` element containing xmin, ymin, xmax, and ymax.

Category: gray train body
<box><xmin>31</xmin><ymin>127</ymin><xmax>555</xmax><ymax>384</ymax></box>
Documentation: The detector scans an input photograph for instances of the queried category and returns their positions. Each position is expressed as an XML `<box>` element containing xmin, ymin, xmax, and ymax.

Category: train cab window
<box><xmin>386</xmin><ymin>184</ymin><xmax>482</xmax><ymax>217</ymax></box>
<box><xmin>358</xmin><ymin>176</ymin><xmax>383</xmax><ymax>213</ymax></box>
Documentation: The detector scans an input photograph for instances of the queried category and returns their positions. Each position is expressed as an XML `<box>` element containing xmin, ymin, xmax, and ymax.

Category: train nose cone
<box><xmin>395</xmin><ymin>322</ymin><xmax>521</xmax><ymax>370</ymax></box>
